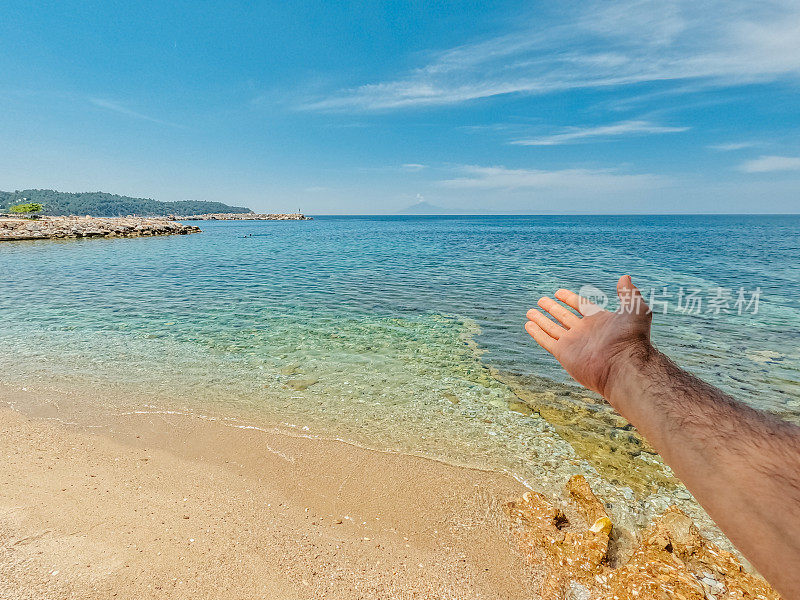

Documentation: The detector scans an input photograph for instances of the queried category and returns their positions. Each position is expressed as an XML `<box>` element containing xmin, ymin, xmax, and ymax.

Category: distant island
<box><xmin>0</xmin><ymin>189</ymin><xmax>253</xmax><ymax>217</ymax></box>
<box><xmin>398</xmin><ymin>200</ymin><xmax>496</xmax><ymax>215</ymax></box>
<box><xmin>398</xmin><ymin>200</ymin><xmax>466</xmax><ymax>215</ymax></box>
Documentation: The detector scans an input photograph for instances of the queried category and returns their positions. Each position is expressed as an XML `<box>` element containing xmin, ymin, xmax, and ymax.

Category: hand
<box><xmin>525</xmin><ymin>275</ymin><xmax>654</xmax><ymax>399</ymax></box>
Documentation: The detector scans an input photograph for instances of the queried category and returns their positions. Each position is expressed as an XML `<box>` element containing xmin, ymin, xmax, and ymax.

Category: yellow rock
<box><xmin>590</xmin><ymin>516</ymin><xmax>613</xmax><ymax>534</ymax></box>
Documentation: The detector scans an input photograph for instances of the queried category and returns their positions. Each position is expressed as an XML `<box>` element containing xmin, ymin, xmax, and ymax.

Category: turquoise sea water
<box><xmin>2</xmin><ymin>215</ymin><xmax>799</xmax><ymax>527</ymax></box>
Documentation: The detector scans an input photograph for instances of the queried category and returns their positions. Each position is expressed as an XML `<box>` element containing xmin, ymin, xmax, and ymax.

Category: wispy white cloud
<box><xmin>739</xmin><ymin>155</ymin><xmax>800</xmax><ymax>172</ymax></box>
<box><xmin>89</xmin><ymin>98</ymin><xmax>182</xmax><ymax>128</ymax></box>
<box><xmin>511</xmin><ymin>120</ymin><xmax>687</xmax><ymax>146</ymax></box>
<box><xmin>302</xmin><ymin>1</ymin><xmax>800</xmax><ymax>111</ymax></box>
<box><xmin>438</xmin><ymin>165</ymin><xmax>661</xmax><ymax>192</ymax></box>
<box><xmin>708</xmin><ymin>141</ymin><xmax>759</xmax><ymax>151</ymax></box>
<box><xmin>401</xmin><ymin>163</ymin><xmax>427</xmax><ymax>171</ymax></box>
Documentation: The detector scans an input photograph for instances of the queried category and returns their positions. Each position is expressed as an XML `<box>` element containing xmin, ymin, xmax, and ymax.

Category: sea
<box><xmin>2</xmin><ymin>215</ymin><xmax>799</xmax><ymax>536</ymax></box>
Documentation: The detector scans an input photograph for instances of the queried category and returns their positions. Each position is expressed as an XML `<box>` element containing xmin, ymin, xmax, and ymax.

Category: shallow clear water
<box><xmin>2</xmin><ymin>215</ymin><xmax>799</xmax><ymax>529</ymax></box>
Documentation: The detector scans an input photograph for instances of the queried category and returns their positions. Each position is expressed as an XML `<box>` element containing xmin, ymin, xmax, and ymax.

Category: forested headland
<box><xmin>0</xmin><ymin>189</ymin><xmax>252</xmax><ymax>217</ymax></box>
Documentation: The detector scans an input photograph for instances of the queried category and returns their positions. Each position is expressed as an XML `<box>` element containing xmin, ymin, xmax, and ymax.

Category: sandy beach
<box><xmin>0</xmin><ymin>378</ymin><xmax>785</xmax><ymax>600</ymax></box>
<box><xmin>0</xmin><ymin>402</ymin><xmax>538</xmax><ymax>599</ymax></box>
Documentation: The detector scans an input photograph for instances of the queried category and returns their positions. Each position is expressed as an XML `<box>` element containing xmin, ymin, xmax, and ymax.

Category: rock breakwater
<box><xmin>175</xmin><ymin>212</ymin><xmax>311</xmax><ymax>220</ymax></box>
<box><xmin>0</xmin><ymin>216</ymin><xmax>201</xmax><ymax>241</ymax></box>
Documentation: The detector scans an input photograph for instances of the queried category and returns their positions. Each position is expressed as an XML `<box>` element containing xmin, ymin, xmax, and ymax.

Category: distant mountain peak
<box><xmin>398</xmin><ymin>201</ymin><xmax>464</xmax><ymax>215</ymax></box>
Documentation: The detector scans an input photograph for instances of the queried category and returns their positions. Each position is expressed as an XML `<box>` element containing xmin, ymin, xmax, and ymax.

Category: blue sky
<box><xmin>1</xmin><ymin>1</ymin><xmax>799</xmax><ymax>213</ymax></box>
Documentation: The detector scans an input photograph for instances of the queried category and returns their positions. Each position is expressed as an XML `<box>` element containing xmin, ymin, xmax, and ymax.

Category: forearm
<box><xmin>606</xmin><ymin>347</ymin><xmax>800</xmax><ymax>596</ymax></box>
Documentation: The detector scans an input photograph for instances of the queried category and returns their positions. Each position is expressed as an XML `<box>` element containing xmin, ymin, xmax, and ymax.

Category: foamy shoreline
<box><xmin>0</xmin><ymin>394</ymin><xmax>533</xmax><ymax>599</ymax></box>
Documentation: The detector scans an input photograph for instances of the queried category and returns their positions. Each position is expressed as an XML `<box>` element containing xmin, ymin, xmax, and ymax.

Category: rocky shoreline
<box><xmin>174</xmin><ymin>212</ymin><xmax>311</xmax><ymax>220</ymax></box>
<box><xmin>0</xmin><ymin>216</ymin><xmax>201</xmax><ymax>241</ymax></box>
<box><xmin>506</xmin><ymin>475</ymin><xmax>779</xmax><ymax>599</ymax></box>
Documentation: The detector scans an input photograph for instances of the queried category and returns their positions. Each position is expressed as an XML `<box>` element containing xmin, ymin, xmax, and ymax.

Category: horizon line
<box><xmin>302</xmin><ymin>212</ymin><xmax>800</xmax><ymax>217</ymax></box>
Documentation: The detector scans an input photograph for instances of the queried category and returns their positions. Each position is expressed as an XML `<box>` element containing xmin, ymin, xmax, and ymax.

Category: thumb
<box><xmin>617</xmin><ymin>275</ymin><xmax>649</xmax><ymax>315</ymax></box>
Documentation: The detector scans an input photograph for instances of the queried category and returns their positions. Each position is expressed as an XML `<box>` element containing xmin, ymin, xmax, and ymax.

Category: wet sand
<box><xmin>0</xmin><ymin>402</ymin><xmax>540</xmax><ymax>599</ymax></box>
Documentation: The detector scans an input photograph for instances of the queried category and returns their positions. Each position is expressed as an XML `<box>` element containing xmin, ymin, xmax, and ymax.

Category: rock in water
<box><xmin>285</xmin><ymin>378</ymin><xmax>319</xmax><ymax>391</ymax></box>
<box><xmin>505</xmin><ymin>475</ymin><xmax>780</xmax><ymax>599</ymax></box>
<box><xmin>279</xmin><ymin>363</ymin><xmax>302</xmax><ymax>376</ymax></box>
<box><xmin>443</xmin><ymin>392</ymin><xmax>460</xmax><ymax>404</ymax></box>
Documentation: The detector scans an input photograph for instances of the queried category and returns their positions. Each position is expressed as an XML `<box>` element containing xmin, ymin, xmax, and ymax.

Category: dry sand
<box><xmin>0</xmin><ymin>402</ymin><xmax>541</xmax><ymax>599</ymax></box>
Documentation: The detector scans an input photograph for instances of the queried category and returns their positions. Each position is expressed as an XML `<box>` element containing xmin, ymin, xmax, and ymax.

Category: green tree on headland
<box><xmin>9</xmin><ymin>202</ymin><xmax>44</xmax><ymax>217</ymax></box>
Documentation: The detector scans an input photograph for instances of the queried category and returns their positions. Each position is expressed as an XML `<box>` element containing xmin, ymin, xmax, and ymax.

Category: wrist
<box><xmin>602</xmin><ymin>340</ymin><xmax>660</xmax><ymax>411</ymax></box>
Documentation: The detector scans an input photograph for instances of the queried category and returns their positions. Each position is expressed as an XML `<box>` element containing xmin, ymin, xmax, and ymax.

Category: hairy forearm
<box><xmin>606</xmin><ymin>346</ymin><xmax>800</xmax><ymax>596</ymax></box>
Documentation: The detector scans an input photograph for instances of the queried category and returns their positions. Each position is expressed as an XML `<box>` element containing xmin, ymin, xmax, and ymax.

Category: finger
<box><xmin>537</xmin><ymin>296</ymin><xmax>580</xmax><ymax>328</ymax></box>
<box><xmin>617</xmin><ymin>275</ymin><xmax>650</xmax><ymax>315</ymax></box>
<box><xmin>526</xmin><ymin>308</ymin><xmax>566</xmax><ymax>339</ymax></box>
<box><xmin>555</xmin><ymin>288</ymin><xmax>602</xmax><ymax>316</ymax></box>
<box><xmin>524</xmin><ymin>321</ymin><xmax>557</xmax><ymax>355</ymax></box>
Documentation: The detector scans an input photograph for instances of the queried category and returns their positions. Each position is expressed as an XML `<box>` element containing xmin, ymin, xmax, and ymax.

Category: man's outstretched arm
<box><xmin>525</xmin><ymin>275</ymin><xmax>800</xmax><ymax>599</ymax></box>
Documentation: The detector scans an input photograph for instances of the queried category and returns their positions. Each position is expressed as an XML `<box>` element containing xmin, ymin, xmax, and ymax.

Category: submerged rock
<box><xmin>285</xmin><ymin>378</ymin><xmax>319</xmax><ymax>391</ymax></box>
<box><xmin>505</xmin><ymin>475</ymin><xmax>780</xmax><ymax>599</ymax></box>
<box><xmin>443</xmin><ymin>392</ymin><xmax>460</xmax><ymax>404</ymax></box>
<box><xmin>507</xmin><ymin>399</ymin><xmax>534</xmax><ymax>415</ymax></box>
<box><xmin>495</xmin><ymin>372</ymin><xmax>676</xmax><ymax>496</ymax></box>
<box><xmin>279</xmin><ymin>363</ymin><xmax>302</xmax><ymax>376</ymax></box>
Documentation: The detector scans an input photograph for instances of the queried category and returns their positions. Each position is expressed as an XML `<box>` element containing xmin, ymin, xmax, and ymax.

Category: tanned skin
<box><xmin>525</xmin><ymin>275</ymin><xmax>800</xmax><ymax>599</ymax></box>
